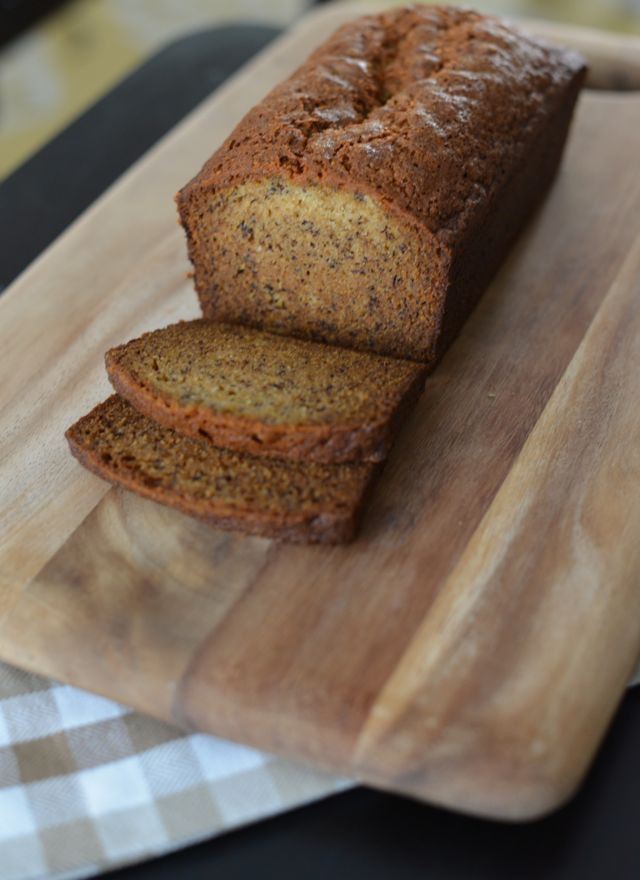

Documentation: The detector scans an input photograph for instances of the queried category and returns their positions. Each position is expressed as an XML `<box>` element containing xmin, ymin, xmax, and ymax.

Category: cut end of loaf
<box><xmin>179</xmin><ymin>178</ymin><xmax>445</xmax><ymax>362</ymax></box>
<box><xmin>176</xmin><ymin>5</ymin><xmax>586</xmax><ymax>366</ymax></box>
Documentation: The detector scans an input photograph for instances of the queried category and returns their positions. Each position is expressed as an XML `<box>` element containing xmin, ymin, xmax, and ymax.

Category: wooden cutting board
<box><xmin>2</xmin><ymin>2</ymin><xmax>640</xmax><ymax>821</ymax></box>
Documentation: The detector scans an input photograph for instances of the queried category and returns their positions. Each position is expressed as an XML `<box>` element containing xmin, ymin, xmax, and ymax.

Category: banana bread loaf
<box><xmin>105</xmin><ymin>320</ymin><xmax>425</xmax><ymax>463</ymax></box>
<box><xmin>177</xmin><ymin>6</ymin><xmax>586</xmax><ymax>364</ymax></box>
<box><xmin>66</xmin><ymin>395</ymin><xmax>379</xmax><ymax>543</ymax></box>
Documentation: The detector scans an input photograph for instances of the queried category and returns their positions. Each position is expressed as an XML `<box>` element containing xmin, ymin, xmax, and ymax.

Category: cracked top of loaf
<box><xmin>178</xmin><ymin>5</ymin><xmax>586</xmax><ymax>247</ymax></box>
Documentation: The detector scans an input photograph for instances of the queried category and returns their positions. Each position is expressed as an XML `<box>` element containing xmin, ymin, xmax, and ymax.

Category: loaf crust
<box><xmin>105</xmin><ymin>320</ymin><xmax>426</xmax><ymax>463</ymax></box>
<box><xmin>177</xmin><ymin>6</ymin><xmax>586</xmax><ymax>363</ymax></box>
<box><xmin>66</xmin><ymin>395</ymin><xmax>379</xmax><ymax>544</ymax></box>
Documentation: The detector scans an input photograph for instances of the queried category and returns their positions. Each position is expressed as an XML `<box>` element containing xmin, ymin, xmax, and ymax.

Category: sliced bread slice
<box><xmin>105</xmin><ymin>320</ymin><xmax>425</xmax><ymax>463</ymax></box>
<box><xmin>66</xmin><ymin>395</ymin><xmax>379</xmax><ymax>544</ymax></box>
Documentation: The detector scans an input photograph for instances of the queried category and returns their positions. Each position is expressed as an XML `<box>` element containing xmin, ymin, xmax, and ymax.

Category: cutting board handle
<box><xmin>519</xmin><ymin>17</ymin><xmax>640</xmax><ymax>90</ymax></box>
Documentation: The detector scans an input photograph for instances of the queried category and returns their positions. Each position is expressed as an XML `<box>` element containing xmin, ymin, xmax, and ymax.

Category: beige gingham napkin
<box><xmin>0</xmin><ymin>662</ymin><xmax>348</xmax><ymax>880</ymax></box>
<box><xmin>3</xmin><ymin>659</ymin><xmax>639</xmax><ymax>880</ymax></box>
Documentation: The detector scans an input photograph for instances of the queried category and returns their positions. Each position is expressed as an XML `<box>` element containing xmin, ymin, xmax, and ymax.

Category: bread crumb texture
<box><xmin>107</xmin><ymin>320</ymin><xmax>423</xmax><ymax>425</ymax></box>
<box><xmin>66</xmin><ymin>395</ymin><xmax>378</xmax><ymax>543</ymax></box>
<box><xmin>106</xmin><ymin>320</ymin><xmax>425</xmax><ymax>462</ymax></box>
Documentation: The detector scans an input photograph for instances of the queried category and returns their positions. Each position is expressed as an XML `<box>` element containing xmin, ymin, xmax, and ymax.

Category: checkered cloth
<box><xmin>3</xmin><ymin>662</ymin><xmax>639</xmax><ymax>880</ymax></box>
<box><xmin>0</xmin><ymin>662</ymin><xmax>348</xmax><ymax>880</ymax></box>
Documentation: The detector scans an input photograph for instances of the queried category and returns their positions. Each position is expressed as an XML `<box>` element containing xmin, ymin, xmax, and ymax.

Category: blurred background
<box><xmin>1</xmin><ymin>0</ymin><xmax>640</xmax><ymax>182</ymax></box>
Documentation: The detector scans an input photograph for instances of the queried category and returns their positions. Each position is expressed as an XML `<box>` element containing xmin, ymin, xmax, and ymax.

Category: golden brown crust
<box><xmin>104</xmin><ymin>321</ymin><xmax>426</xmax><ymax>463</ymax></box>
<box><xmin>176</xmin><ymin>6</ymin><xmax>587</xmax><ymax>363</ymax></box>
<box><xmin>65</xmin><ymin>396</ymin><xmax>380</xmax><ymax>544</ymax></box>
<box><xmin>178</xmin><ymin>6</ymin><xmax>585</xmax><ymax>242</ymax></box>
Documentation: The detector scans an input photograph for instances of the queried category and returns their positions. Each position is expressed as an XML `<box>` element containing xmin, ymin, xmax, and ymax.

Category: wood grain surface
<box><xmin>1</xmin><ymin>3</ymin><xmax>640</xmax><ymax>820</ymax></box>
